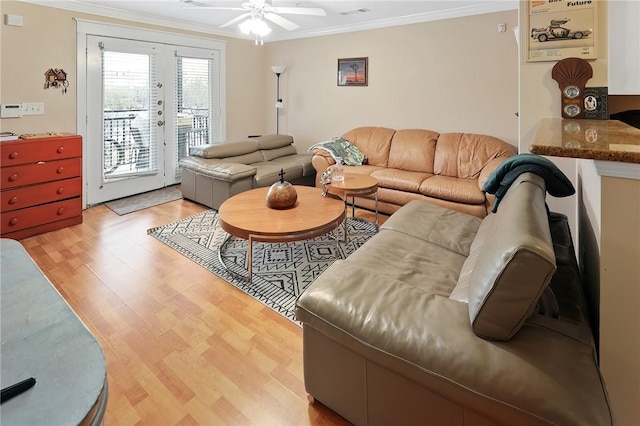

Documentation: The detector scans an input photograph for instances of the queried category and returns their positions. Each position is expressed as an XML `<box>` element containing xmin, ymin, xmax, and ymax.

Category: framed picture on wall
<box><xmin>527</xmin><ymin>0</ymin><xmax>597</xmax><ymax>62</ymax></box>
<box><xmin>337</xmin><ymin>57</ymin><xmax>368</xmax><ymax>86</ymax></box>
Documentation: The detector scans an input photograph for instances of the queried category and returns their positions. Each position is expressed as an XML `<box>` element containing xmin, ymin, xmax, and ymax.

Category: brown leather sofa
<box><xmin>296</xmin><ymin>172</ymin><xmax>612</xmax><ymax>425</ymax></box>
<box><xmin>311</xmin><ymin>127</ymin><xmax>516</xmax><ymax>218</ymax></box>
<box><xmin>179</xmin><ymin>134</ymin><xmax>314</xmax><ymax>209</ymax></box>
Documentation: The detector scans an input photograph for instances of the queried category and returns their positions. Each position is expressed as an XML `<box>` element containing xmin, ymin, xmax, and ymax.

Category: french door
<box><xmin>86</xmin><ymin>37</ymin><xmax>164</xmax><ymax>205</ymax></box>
<box><xmin>84</xmin><ymin>34</ymin><xmax>222</xmax><ymax>205</ymax></box>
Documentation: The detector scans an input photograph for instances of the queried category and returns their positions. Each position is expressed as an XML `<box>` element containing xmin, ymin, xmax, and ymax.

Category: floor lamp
<box><xmin>271</xmin><ymin>65</ymin><xmax>286</xmax><ymax>134</ymax></box>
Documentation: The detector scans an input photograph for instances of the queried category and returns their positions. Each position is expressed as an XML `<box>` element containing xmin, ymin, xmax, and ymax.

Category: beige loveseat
<box><xmin>179</xmin><ymin>134</ymin><xmax>314</xmax><ymax>209</ymax></box>
<box><xmin>312</xmin><ymin>127</ymin><xmax>516</xmax><ymax>218</ymax></box>
<box><xmin>296</xmin><ymin>172</ymin><xmax>612</xmax><ymax>425</ymax></box>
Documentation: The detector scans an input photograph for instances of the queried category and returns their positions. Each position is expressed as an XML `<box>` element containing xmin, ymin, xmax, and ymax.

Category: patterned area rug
<box><xmin>147</xmin><ymin>210</ymin><xmax>377</xmax><ymax>323</ymax></box>
<box><xmin>105</xmin><ymin>185</ymin><xmax>182</xmax><ymax>215</ymax></box>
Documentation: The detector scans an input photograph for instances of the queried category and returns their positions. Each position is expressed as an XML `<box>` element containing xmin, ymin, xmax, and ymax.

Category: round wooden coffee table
<box><xmin>218</xmin><ymin>186</ymin><xmax>345</xmax><ymax>280</ymax></box>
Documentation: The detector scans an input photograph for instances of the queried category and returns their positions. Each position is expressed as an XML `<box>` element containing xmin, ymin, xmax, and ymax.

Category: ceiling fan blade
<box><xmin>264</xmin><ymin>13</ymin><xmax>299</xmax><ymax>31</ymax></box>
<box><xmin>182</xmin><ymin>6</ymin><xmax>246</xmax><ymax>10</ymax></box>
<box><xmin>268</xmin><ymin>7</ymin><xmax>326</xmax><ymax>16</ymax></box>
<box><xmin>178</xmin><ymin>0</ymin><xmax>211</xmax><ymax>6</ymax></box>
<box><xmin>219</xmin><ymin>12</ymin><xmax>251</xmax><ymax>28</ymax></box>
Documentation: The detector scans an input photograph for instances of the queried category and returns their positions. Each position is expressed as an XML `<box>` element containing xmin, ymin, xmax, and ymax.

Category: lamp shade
<box><xmin>271</xmin><ymin>65</ymin><xmax>286</xmax><ymax>75</ymax></box>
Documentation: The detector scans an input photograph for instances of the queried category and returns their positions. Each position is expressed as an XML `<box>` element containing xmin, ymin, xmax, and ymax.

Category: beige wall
<box><xmin>0</xmin><ymin>1</ymin><xmax>265</xmax><ymax>141</ymax></box>
<box><xmin>1</xmin><ymin>3</ymin><xmax>517</xmax><ymax>148</ymax></box>
<box><xmin>265</xmin><ymin>10</ymin><xmax>519</xmax><ymax>150</ymax></box>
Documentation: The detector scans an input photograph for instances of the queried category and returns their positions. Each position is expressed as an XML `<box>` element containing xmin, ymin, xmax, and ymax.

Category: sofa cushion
<box><xmin>190</xmin><ymin>140</ymin><xmax>258</xmax><ymax>158</ymax></box>
<box><xmin>267</xmin><ymin>153</ymin><xmax>314</xmax><ymax>175</ymax></box>
<box><xmin>371</xmin><ymin>169</ymin><xmax>432</xmax><ymax>193</ymax></box>
<box><xmin>387</xmin><ymin>129</ymin><xmax>438</xmax><ymax>173</ymax></box>
<box><xmin>419</xmin><ymin>175</ymin><xmax>486</xmax><ymax>204</ymax></box>
<box><xmin>467</xmin><ymin>173</ymin><xmax>556</xmax><ymax>341</ymax></box>
<box><xmin>179</xmin><ymin>156</ymin><xmax>257</xmax><ymax>181</ymax></box>
<box><xmin>341</xmin><ymin>127</ymin><xmax>395</xmax><ymax>167</ymax></box>
<box><xmin>381</xmin><ymin>200</ymin><xmax>481</xmax><ymax>257</ymax></box>
<box><xmin>223</xmin><ymin>150</ymin><xmax>265</xmax><ymax>164</ymax></box>
<box><xmin>345</xmin><ymin>230</ymin><xmax>467</xmax><ymax>298</ymax></box>
<box><xmin>252</xmin><ymin>163</ymin><xmax>303</xmax><ymax>187</ymax></box>
<box><xmin>254</xmin><ymin>134</ymin><xmax>294</xmax><ymax>150</ymax></box>
<box><xmin>261</xmin><ymin>144</ymin><xmax>297</xmax><ymax>161</ymax></box>
<box><xmin>434</xmin><ymin>133</ymin><xmax>516</xmax><ymax>178</ymax></box>
<box><xmin>342</xmin><ymin>165</ymin><xmax>385</xmax><ymax>176</ymax></box>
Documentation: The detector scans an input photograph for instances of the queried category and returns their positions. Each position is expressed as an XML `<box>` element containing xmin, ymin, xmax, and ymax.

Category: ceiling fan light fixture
<box><xmin>239</xmin><ymin>17</ymin><xmax>272</xmax><ymax>36</ymax></box>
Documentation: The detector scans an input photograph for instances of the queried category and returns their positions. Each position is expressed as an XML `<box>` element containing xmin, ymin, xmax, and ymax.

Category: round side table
<box><xmin>325</xmin><ymin>173</ymin><xmax>379</xmax><ymax>240</ymax></box>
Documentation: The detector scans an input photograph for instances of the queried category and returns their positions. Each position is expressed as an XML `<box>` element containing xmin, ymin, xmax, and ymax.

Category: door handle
<box><xmin>157</xmin><ymin>120</ymin><xmax>165</xmax><ymax>126</ymax></box>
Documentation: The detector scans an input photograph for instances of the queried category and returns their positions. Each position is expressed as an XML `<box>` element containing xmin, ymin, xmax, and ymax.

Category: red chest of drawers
<box><xmin>1</xmin><ymin>134</ymin><xmax>83</xmax><ymax>239</ymax></box>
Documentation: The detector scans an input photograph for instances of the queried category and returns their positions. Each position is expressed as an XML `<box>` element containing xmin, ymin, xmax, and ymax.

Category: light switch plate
<box><xmin>22</xmin><ymin>102</ymin><xmax>45</xmax><ymax>115</ymax></box>
<box><xmin>4</xmin><ymin>14</ymin><xmax>24</xmax><ymax>26</ymax></box>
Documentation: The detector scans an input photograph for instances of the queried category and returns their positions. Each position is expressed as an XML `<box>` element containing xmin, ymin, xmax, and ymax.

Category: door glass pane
<box><xmin>102</xmin><ymin>50</ymin><xmax>157</xmax><ymax>180</ymax></box>
<box><xmin>175</xmin><ymin>56</ymin><xmax>211</xmax><ymax>165</ymax></box>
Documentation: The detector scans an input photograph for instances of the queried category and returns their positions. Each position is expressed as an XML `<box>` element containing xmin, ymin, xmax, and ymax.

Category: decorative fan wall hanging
<box><xmin>182</xmin><ymin>0</ymin><xmax>326</xmax><ymax>44</ymax></box>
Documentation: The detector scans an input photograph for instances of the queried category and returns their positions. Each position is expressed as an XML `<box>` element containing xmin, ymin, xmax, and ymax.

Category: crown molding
<box><xmin>269</xmin><ymin>1</ymin><xmax>518</xmax><ymax>42</ymax></box>
<box><xmin>18</xmin><ymin>0</ymin><xmax>238</xmax><ymax>38</ymax></box>
<box><xmin>18</xmin><ymin>0</ymin><xmax>517</xmax><ymax>43</ymax></box>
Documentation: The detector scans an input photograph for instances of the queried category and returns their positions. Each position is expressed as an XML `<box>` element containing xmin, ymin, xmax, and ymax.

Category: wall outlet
<box><xmin>22</xmin><ymin>102</ymin><xmax>45</xmax><ymax>115</ymax></box>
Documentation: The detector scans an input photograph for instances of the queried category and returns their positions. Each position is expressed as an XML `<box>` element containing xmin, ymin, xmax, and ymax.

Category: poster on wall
<box><xmin>528</xmin><ymin>0</ymin><xmax>597</xmax><ymax>62</ymax></box>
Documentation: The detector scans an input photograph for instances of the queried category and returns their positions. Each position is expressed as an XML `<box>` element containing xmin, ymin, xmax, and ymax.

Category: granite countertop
<box><xmin>530</xmin><ymin>118</ymin><xmax>640</xmax><ymax>163</ymax></box>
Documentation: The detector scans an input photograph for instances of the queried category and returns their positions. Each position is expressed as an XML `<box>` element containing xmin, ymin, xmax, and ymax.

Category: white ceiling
<box><xmin>21</xmin><ymin>0</ymin><xmax>517</xmax><ymax>42</ymax></box>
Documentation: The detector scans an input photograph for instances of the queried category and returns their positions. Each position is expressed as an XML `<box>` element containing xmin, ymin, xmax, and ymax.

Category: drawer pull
<box><xmin>8</xmin><ymin>196</ymin><xmax>17</xmax><ymax>205</ymax></box>
<box><xmin>57</xmin><ymin>187</ymin><xmax>64</xmax><ymax>195</ymax></box>
<box><xmin>9</xmin><ymin>152</ymin><xmax>18</xmax><ymax>159</ymax></box>
<box><xmin>56</xmin><ymin>167</ymin><xmax>64</xmax><ymax>174</ymax></box>
<box><xmin>9</xmin><ymin>217</ymin><xmax>18</xmax><ymax>226</ymax></box>
<box><xmin>57</xmin><ymin>146</ymin><xmax>64</xmax><ymax>154</ymax></box>
<box><xmin>8</xmin><ymin>174</ymin><xmax>18</xmax><ymax>182</ymax></box>
<box><xmin>57</xmin><ymin>208</ymin><xmax>65</xmax><ymax>215</ymax></box>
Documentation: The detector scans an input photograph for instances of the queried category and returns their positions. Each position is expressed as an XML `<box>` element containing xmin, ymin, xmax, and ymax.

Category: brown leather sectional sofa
<box><xmin>311</xmin><ymin>127</ymin><xmax>516</xmax><ymax>218</ymax></box>
<box><xmin>296</xmin><ymin>172</ymin><xmax>612</xmax><ymax>425</ymax></box>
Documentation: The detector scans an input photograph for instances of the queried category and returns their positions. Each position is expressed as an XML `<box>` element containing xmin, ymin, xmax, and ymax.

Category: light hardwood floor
<box><xmin>18</xmin><ymin>197</ymin><xmax>377</xmax><ymax>426</ymax></box>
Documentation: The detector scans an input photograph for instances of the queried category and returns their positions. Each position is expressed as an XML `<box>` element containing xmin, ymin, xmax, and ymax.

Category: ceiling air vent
<box><xmin>339</xmin><ymin>8</ymin><xmax>371</xmax><ymax>16</ymax></box>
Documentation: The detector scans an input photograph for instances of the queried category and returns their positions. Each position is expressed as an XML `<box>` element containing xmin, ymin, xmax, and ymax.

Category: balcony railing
<box><xmin>103</xmin><ymin>109</ymin><xmax>211</xmax><ymax>175</ymax></box>
<box><xmin>103</xmin><ymin>111</ymin><xmax>144</xmax><ymax>175</ymax></box>
<box><xmin>177</xmin><ymin>108</ymin><xmax>210</xmax><ymax>160</ymax></box>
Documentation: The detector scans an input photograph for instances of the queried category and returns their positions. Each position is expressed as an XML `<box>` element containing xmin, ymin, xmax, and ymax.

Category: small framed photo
<box><xmin>583</xmin><ymin>87</ymin><xmax>608</xmax><ymax>120</ymax></box>
<box><xmin>338</xmin><ymin>57</ymin><xmax>368</xmax><ymax>86</ymax></box>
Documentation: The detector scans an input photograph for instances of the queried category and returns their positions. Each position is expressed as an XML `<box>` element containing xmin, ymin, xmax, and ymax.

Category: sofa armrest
<box><xmin>478</xmin><ymin>157</ymin><xmax>509</xmax><ymax>191</ymax></box>
<box><xmin>311</xmin><ymin>150</ymin><xmax>336</xmax><ymax>186</ymax></box>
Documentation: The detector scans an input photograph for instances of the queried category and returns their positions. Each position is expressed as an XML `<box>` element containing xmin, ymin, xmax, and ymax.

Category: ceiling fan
<box><xmin>182</xmin><ymin>0</ymin><xmax>326</xmax><ymax>42</ymax></box>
